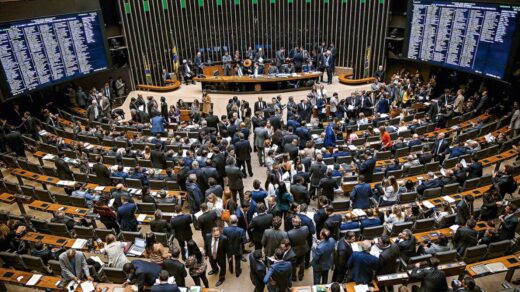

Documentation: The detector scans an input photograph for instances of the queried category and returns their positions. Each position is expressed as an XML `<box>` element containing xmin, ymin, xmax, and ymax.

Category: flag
<box><xmin>172</xmin><ymin>47</ymin><xmax>179</xmax><ymax>76</ymax></box>
<box><xmin>144</xmin><ymin>57</ymin><xmax>153</xmax><ymax>85</ymax></box>
<box><xmin>363</xmin><ymin>46</ymin><xmax>371</xmax><ymax>78</ymax></box>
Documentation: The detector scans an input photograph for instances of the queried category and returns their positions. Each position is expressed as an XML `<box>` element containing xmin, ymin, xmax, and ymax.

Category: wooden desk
<box><xmin>94</xmin><ymin>283</ymin><xmax>133</xmax><ymax>292</ymax></box>
<box><xmin>346</xmin><ymin>281</ymin><xmax>379</xmax><ymax>292</ymax></box>
<box><xmin>0</xmin><ymin>267</ymin><xmax>62</xmax><ymax>290</ymax></box>
<box><xmin>414</xmin><ymin>221</ymin><xmax>488</xmax><ymax>243</ymax></box>
<box><xmin>0</xmin><ymin>192</ymin><xmax>16</xmax><ymax>204</ymax></box>
<box><xmin>29</xmin><ymin>200</ymin><xmax>90</xmax><ymax>217</ymax></box>
<box><xmin>466</xmin><ymin>253</ymin><xmax>520</xmax><ymax>281</ymax></box>
<box><xmin>338</xmin><ymin>73</ymin><xmax>377</xmax><ymax>85</ymax></box>
<box><xmin>21</xmin><ymin>232</ymin><xmax>75</xmax><ymax>248</ymax></box>
<box><xmin>423</xmin><ymin>114</ymin><xmax>491</xmax><ymax>139</ymax></box>
<box><xmin>194</xmin><ymin>72</ymin><xmax>322</xmax><ymax>93</ymax></box>
<box><xmin>137</xmin><ymin>80</ymin><xmax>181</xmax><ymax>92</ymax></box>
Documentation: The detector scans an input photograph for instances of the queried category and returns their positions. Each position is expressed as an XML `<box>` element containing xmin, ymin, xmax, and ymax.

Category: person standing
<box><xmin>262</xmin><ymin>216</ymin><xmax>288</xmax><ymax>257</ymax></box>
<box><xmin>223</xmin><ymin>215</ymin><xmax>247</xmax><ymax>277</ymax></box>
<box><xmin>117</xmin><ymin>195</ymin><xmax>138</xmax><ymax>232</ymax></box>
<box><xmin>264</xmin><ymin>248</ymin><xmax>293</xmax><ymax>292</ymax></box>
<box><xmin>254</xmin><ymin>121</ymin><xmax>269</xmax><ymax>167</ymax></box>
<box><xmin>410</xmin><ymin>257</ymin><xmax>448</xmax><ymax>291</ymax></box>
<box><xmin>288</xmin><ymin>216</ymin><xmax>310</xmax><ymax>282</ymax></box>
<box><xmin>170</xmin><ymin>205</ymin><xmax>193</xmax><ymax>260</ymax></box>
<box><xmin>332</xmin><ymin>231</ymin><xmax>355</xmax><ymax>283</ymax></box>
<box><xmin>205</xmin><ymin>227</ymin><xmax>228</xmax><ymax>287</ymax></box>
<box><xmin>58</xmin><ymin>249</ymin><xmax>93</xmax><ymax>282</ymax></box>
<box><xmin>202</xmin><ymin>90</ymin><xmax>211</xmax><ymax>116</ymax></box>
<box><xmin>311</xmin><ymin>229</ymin><xmax>336</xmax><ymax>284</ymax></box>
<box><xmin>249</xmin><ymin>250</ymin><xmax>266</xmax><ymax>292</ymax></box>
<box><xmin>235</xmin><ymin>133</ymin><xmax>253</xmax><ymax>177</ymax></box>
<box><xmin>510</xmin><ymin>102</ymin><xmax>520</xmax><ymax>137</ymax></box>
<box><xmin>225</xmin><ymin>157</ymin><xmax>246</xmax><ymax>205</ymax></box>
<box><xmin>347</xmin><ymin>240</ymin><xmax>379</xmax><ymax>284</ymax></box>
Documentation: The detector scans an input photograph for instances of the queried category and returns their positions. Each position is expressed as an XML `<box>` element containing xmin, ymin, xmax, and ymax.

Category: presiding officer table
<box><xmin>193</xmin><ymin>72</ymin><xmax>322</xmax><ymax>93</ymax></box>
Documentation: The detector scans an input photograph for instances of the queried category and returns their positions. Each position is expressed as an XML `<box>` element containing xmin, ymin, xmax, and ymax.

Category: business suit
<box><xmin>290</xmin><ymin>183</ymin><xmax>309</xmax><ymax>204</ymax></box>
<box><xmin>130</xmin><ymin>260</ymin><xmax>162</xmax><ymax>292</ymax></box>
<box><xmin>350</xmin><ymin>183</ymin><xmax>373</xmax><ymax>209</ymax></box>
<box><xmin>5</xmin><ymin>131</ymin><xmax>25</xmax><ymax>157</ymax></box>
<box><xmin>357</xmin><ymin>157</ymin><xmax>376</xmax><ymax>182</ymax></box>
<box><xmin>86</xmin><ymin>104</ymin><xmax>102</xmax><ymax>122</ymax></box>
<box><xmin>347</xmin><ymin>251</ymin><xmax>379</xmax><ymax>284</ymax></box>
<box><xmin>235</xmin><ymin>139</ymin><xmax>253</xmax><ymax>176</ymax></box>
<box><xmin>288</xmin><ymin>226</ymin><xmax>310</xmax><ymax>280</ymax></box>
<box><xmin>117</xmin><ymin>202</ymin><xmax>138</xmax><ymax>231</ymax></box>
<box><xmin>249</xmin><ymin>213</ymin><xmax>274</xmax><ymax>250</ymax></box>
<box><xmin>223</xmin><ymin>225</ymin><xmax>247</xmax><ymax>276</ymax></box>
<box><xmin>319</xmin><ymin>177</ymin><xmax>339</xmax><ymax>202</ymax></box>
<box><xmin>311</xmin><ymin>237</ymin><xmax>336</xmax><ymax>284</ymax></box>
<box><xmin>226</xmin><ymin>165</ymin><xmax>246</xmax><ymax>205</ymax></box>
<box><xmin>149</xmin><ymin>219</ymin><xmax>170</xmax><ymax>234</ymax></box>
<box><xmin>284</xmin><ymin>143</ymin><xmax>299</xmax><ymax>161</ymax></box>
<box><xmin>151</xmin><ymin>150</ymin><xmax>167</xmax><ymax>169</ymax></box>
<box><xmin>499</xmin><ymin>214</ymin><xmax>518</xmax><ymax>240</ymax></box>
<box><xmin>455</xmin><ymin>199</ymin><xmax>473</xmax><ymax>226</ymax></box>
<box><xmin>254</xmin><ymin>127</ymin><xmax>269</xmax><ymax>166</ymax></box>
<box><xmin>55</xmin><ymin>157</ymin><xmax>74</xmax><ymax>180</ymax></box>
<box><xmin>295</xmin><ymin>126</ymin><xmax>310</xmax><ymax>148</ymax></box>
<box><xmin>309</xmin><ymin>162</ymin><xmax>327</xmax><ymax>198</ymax></box>
<box><xmin>93</xmin><ymin>162</ymin><xmax>112</xmax><ymax>186</ymax></box>
<box><xmin>151</xmin><ymin>283</ymin><xmax>180</xmax><ymax>292</ymax></box>
<box><xmin>453</xmin><ymin>226</ymin><xmax>478</xmax><ymax>255</ymax></box>
<box><xmin>264</xmin><ymin>260</ymin><xmax>293</xmax><ymax>292</ymax></box>
<box><xmin>398</xmin><ymin>237</ymin><xmax>417</xmax><ymax>262</ymax></box>
<box><xmin>205</xmin><ymin>234</ymin><xmax>228</xmax><ymax>282</ymax></box>
<box><xmin>198</xmin><ymin>210</ymin><xmax>218</xmax><ymax>245</ymax></box>
<box><xmin>249</xmin><ymin>252</ymin><xmax>266</xmax><ymax>292</ymax></box>
<box><xmin>332</xmin><ymin>238</ymin><xmax>353</xmax><ymax>283</ymax></box>
<box><xmin>254</xmin><ymin>100</ymin><xmax>267</xmax><ymax>113</ymax></box>
<box><xmin>467</xmin><ymin>162</ymin><xmax>483</xmax><ymax>179</ymax></box>
<box><xmin>377</xmin><ymin>244</ymin><xmax>400</xmax><ymax>275</ymax></box>
<box><xmin>433</xmin><ymin>138</ymin><xmax>450</xmax><ymax>162</ymax></box>
<box><xmin>186</xmin><ymin>182</ymin><xmax>203</xmax><ymax>213</ymax></box>
<box><xmin>170</xmin><ymin>214</ymin><xmax>193</xmax><ymax>259</ymax></box>
<box><xmin>410</xmin><ymin>266</ymin><xmax>448</xmax><ymax>292</ymax></box>
<box><xmin>262</xmin><ymin>228</ymin><xmax>288</xmax><ymax>257</ymax></box>
<box><xmin>58</xmin><ymin>251</ymin><xmax>90</xmax><ymax>281</ymax></box>
<box><xmin>298</xmin><ymin>101</ymin><xmax>312</xmax><ymax>122</ymax></box>
<box><xmin>163</xmin><ymin>258</ymin><xmax>187</xmax><ymax>287</ymax></box>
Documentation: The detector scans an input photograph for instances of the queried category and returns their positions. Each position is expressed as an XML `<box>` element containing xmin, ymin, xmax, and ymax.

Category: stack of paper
<box><xmin>72</xmin><ymin>238</ymin><xmax>88</xmax><ymax>250</ymax></box>
<box><xmin>352</xmin><ymin>209</ymin><xmax>367</xmax><ymax>217</ymax></box>
<box><xmin>449</xmin><ymin>225</ymin><xmax>460</xmax><ymax>232</ymax></box>
<box><xmin>94</xmin><ymin>186</ymin><xmax>105</xmax><ymax>191</ymax></box>
<box><xmin>442</xmin><ymin>196</ymin><xmax>455</xmax><ymax>203</ymax></box>
<box><xmin>80</xmin><ymin>281</ymin><xmax>95</xmax><ymax>292</ymax></box>
<box><xmin>26</xmin><ymin>274</ymin><xmax>42</xmax><ymax>286</ymax></box>
<box><xmin>354</xmin><ymin>284</ymin><xmax>369</xmax><ymax>292</ymax></box>
<box><xmin>486</xmin><ymin>262</ymin><xmax>508</xmax><ymax>273</ymax></box>
<box><xmin>42</xmin><ymin>154</ymin><xmax>56</xmax><ymax>160</ymax></box>
<box><xmin>137</xmin><ymin>214</ymin><xmax>149</xmax><ymax>222</ymax></box>
<box><xmin>422</xmin><ymin>201</ymin><xmax>435</xmax><ymax>209</ymax></box>
<box><xmin>57</xmin><ymin>180</ymin><xmax>76</xmax><ymax>187</ymax></box>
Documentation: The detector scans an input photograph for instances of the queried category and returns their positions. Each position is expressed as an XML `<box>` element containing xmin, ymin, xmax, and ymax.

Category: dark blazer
<box><xmin>262</xmin><ymin>229</ymin><xmax>288</xmax><ymax>257</ymax></box>
<box><xmin>150</xmin><ymin>219</ymin><xmax>170</xmax><ymax>234</ymax></box>
<box><xmin>151</xmin><ymin>150</ymin><xmax>167</xmax><ymax>169</ymax></box>
<box><xmin>397</xmin><ymin>237</ymin><xmax>417</xmax><ymax>262</ymax></box>
<box><xmin>249</xmin><ymin>213</ymin><xmax>274</xmax><ymax>243</ymax></box>
<box><xmin>226</xmin><ymin>166</ymin><xmax>245</xmax><ymax>190</ymax></box>
<box><xmin>290</xmin><ymin>183</ymin><xmax>309</xmax><ymax>204</ymax></box>
<box><xmin>377</xmin><ymin>244</ymin><xmax>400</xmax><ymax>275</ymax></box>
<box><xmin>170</xmin><ymin>214</ymin><xmax>193</xmax><ymax>242</ymax></box>
<box><xmin>455</xmin><ymin>199</ymin><xmax>472</xmax><ymax>225</ymax></box>
<box><xmin>433</xmin><ymin>139</ymin><xmax>450</xmax><ymax>156</ymax></box>
<box><xmin>204</xmin><ymin>234</ymin><xmax>228</xmax><ymax>262</ymax></box>
<box><xmin>357</xmin><ymin>157</ymin><xmax>376</xmax><ymax>182</ymax></box>
<box><xmin>334</xmin><ymin>239</ymin><xmax>353</xmax><ymax>272</ymax></box>
<box><xmin>223</xmin><ymin>225</ymin><xmax>247</xmax><ymax>256</ymax></box>
<box><xmin>309</xmin><ymin>162</ymin><xmax>327</xmax><ymax>186</ymax></box>
<box><xmin>117</xmin><ymin>203</ymin><xmax>138</xmax><ymax>231</ymax></box>
<box><xmin>467</xmin><ymin>162</ymin><xmax>483</xmax><ymax>179</ymax></box>
<box><xmin>197</xmin><ymin>210</ymin><xmax>218</xmax><ymax>239</ymax></box>
<box><xmin>350</xmin><ymin>183</ymin><xmax>373</xmax><ymax>209</ymax></box>
<box><xmin>453</xmin><ymin>226</ymin><xmax>477</xmax><ymax>255</ymax></box>
<box><xmin>314</xmin><ymin>208</ymin><xmax>328</xmax><ymax>236</ymax></box>
<box><xmin>235</xmin><ymin>139</ymin><xmax>252</xmax><ymax>161</ymax></box>
<box><xmin>131</xmin><ymin>260</ymin><xmax>162</xmax><ymax>292</ymax></box>
<box><xmin>151</xmin><ymin>283</ymin><xmax>180</xmax><ymax>292</ymax></box>
<box><xmin>55</xmin><ymin>158</ymin><xmax>74</xmax><ymax>180</ymax></box>
<box><xmin>499</xmin><ymin>214</ymin><xmax>519</xmax><ymax>240</ymax></box>
<box><xmin>249</xmin><ymin>252</ymin><xmax>266</xmax><ymax>288</ymax></box>
<box><xmin>162</xmin><ymin>258</ymin><xmax>187</xmax><ymax>287</ymax></box>
<box><xmin>319</xmin><ymin>177</ymin><xmax>339</xmax><ymax>200</ymax></box>
<box><xmin>93</xmin><ymin>162</ymin><xmax>112</xmax><ymax>186</ymax></box>
<box><xmin>288</xmin><ymin>226</ymin><xmax>310</xmax><ymax>257</ymax></box>
<box><xmin>311</xmin><ymin>237</ymin><xmax>336</xmax><ymax>271</ymax></box>
<box><xmin>347</xmin><ymin>251</ymin><xmax>379</xmax><ymax>284</ymax></box>
<box><xmin>410</xmin><ymin>267</ymin><xmax>448</xmax><ymax>292</ymax></box>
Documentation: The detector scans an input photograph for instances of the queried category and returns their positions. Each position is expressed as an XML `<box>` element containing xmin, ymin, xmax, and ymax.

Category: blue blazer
<box><xmin>360</xmin><ymin>217</ymin><xmax>382</xmax><ymax>229</ymax></box>
<box><xmin>350</xmin><ymin>183</ymin><xmax>373</xmax><ymax>209</ymax></box>
<box><xmin>117</xmin><ymin>203</ymin><xmax>138</xmax><ymax>231</ymax></box>
<box><xmin>151</xmin><ymin>283</ymin><xmax>180</xmax><ymax>292</ymax></box>
<box><xmin>150</xmin><ymin>116</ymin><xmax>165</xmax><ymax>133</ymax></box>
<box><xmin>347</xmin><ymin>251</ymin><xmax>379</xmax><ymax>284</ymax></box>
<box><xmin>340</xmin><ymin>221</ymin><xmax>360</xmax><ymax>231</ymax></box>
<box><xmin>311</xmin><ymin>237</ymin><xmax>336</xmax><ymax>271</ymax></box>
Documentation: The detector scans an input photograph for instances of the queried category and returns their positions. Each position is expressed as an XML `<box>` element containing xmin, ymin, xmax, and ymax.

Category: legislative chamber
<box><xmin>0</xmin><ymin>0</ymin><xmax>519</xmax><ymax>291</ymax></box>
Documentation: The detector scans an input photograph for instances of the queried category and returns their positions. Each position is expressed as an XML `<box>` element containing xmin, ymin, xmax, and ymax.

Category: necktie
<box><xmin>437</xmin><ymin>139</ymin><xmax>443</xmax><ymax>154</ymax></box>
<box><xmin>212</xmin><ymin>239</ymin><xmax>218</xmax><ymax>259</ymax></box>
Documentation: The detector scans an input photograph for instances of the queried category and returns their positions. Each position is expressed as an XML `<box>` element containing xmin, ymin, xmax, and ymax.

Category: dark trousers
<box><xmin>293</xmin><ymin>255</ymin><xmax>305</xmax><ymax>281</ymax></box>
<box><xmin>332</xmin><ymin>266</ymin><xmax>347</xmax><ymax>283</ymax></box>
<box><xmin>101</xmin><ymin>218</ymin><xmax>120</xmax><ymax>234</ymax></box>
<box><xmin>313</xmin><ymin>269</ymin><xmax>329</xmax><ymax>285</ymax></box>
<box><xmin>257</xmin><ymin>147</ymin><xmax>265</xmax><ymax>166</ymax></box>
<box><xmin>326</xmin><ymin>67</ymin><xmax>333</xmax><ymax>84</ymax></box>
<box><xmin>253</xmin><ymin>283</ymin><xmax>265</xmax><ymax>292</ymax></box>
<box><xmin>228</xmin><ymin>254</ymin><xmax>242</xmax><ymax>276</ymax></box>
<box><xmin>238</xmin><ymin>159</ymin><xmax>253</xmax><ymax>176</ymax></box>
<box><xmin>209</xmin><ymin>257</ymin><xmax>226</xmax><ymax>281</ymax></box>
<box><xmin>230</xmin><ymin>187</ymin><xmax>245</xmax><ymax>206</ymax></box>
<box><xmin>176</xmin><ymin>237</ymin><xmax>191</xmax><ymax>260</ymax></box>
<box><xmin>191</xmin><ymin>274</ymin><xmax>209</xmax><ymax>288</ymax></box>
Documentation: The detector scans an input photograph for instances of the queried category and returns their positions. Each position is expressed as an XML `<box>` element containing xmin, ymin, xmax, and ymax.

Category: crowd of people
<box><xmin>0</xmin><ymin>66</ymin><xmax>519</xmax><ymax>292</ymax></box>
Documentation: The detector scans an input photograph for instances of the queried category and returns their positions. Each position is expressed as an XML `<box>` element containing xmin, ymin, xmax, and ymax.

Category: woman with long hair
<box><xmin>384</xmin><ymin>205</ymin><xmax>406</xmax><ymax>231</ymax></box>
<box><xmin>143</xmin><ymin>232</ymin><xmax>170</xmax><ymax>265</ymax></box>
<box><xmin>275</xmin><ymin>181</ymin><xmax>294</xmax><ymax>218</ymax></box>
<box><xmin>380</xmin><ymin>176</ymin><xmax>399</xmax><ymax>206</ymax></box>
<box><xmin>185</xmin><ymin>240</ymin><xmax>209</xmax><ymax>288</ymax></box>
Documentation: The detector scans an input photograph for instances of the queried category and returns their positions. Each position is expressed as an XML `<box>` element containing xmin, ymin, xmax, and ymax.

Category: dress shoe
<box><xmin>241</xmin><ymin>257</ymin><xmax>247</xmax><ymax>262</ymax></box>
<box><xmin>208</xmin><ymin>270</ymin><xmax>218</xmax><ymax>275</ymax></box>
<box><xmin>216</xmin><ymin>281</ymin><xmax>224</xmax><ymax>287</ymax></box>
<box><xmin>236</xmin><ymin>270</ymin><xmax>241</xmax><ymax>277</ymax></box>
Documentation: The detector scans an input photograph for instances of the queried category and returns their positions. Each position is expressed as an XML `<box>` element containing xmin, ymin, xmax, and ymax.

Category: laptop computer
<box><xmin>127</xmin><ymin>237</ymin><xmax>146</xmax><ymax>256</ymax></box>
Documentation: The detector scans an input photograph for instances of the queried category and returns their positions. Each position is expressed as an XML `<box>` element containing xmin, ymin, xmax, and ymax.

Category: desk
<box><xmin>21</xmin><ymin>232</ymin><xmax>75</xmax><ymax>248</ymax></box>
<box><xmin>29</xmin><ymin>200</ymin><xmax>90</xmax><ymax>217</ymax></box>
<box><xmin>466</xmin><ymin>253</ymin><xmax>520</xmax><ymax>281</ymax></box>
<box><xmin>423</xmin><ymin>114</ymin><xmax>491</xmax><ymax>139</ymax></box>
<box><xmin>338</xmin><ymin>73</ymin><xmax>376</xmax><ymax>85</ymax></box>
<box><xmin>0</xmin><ymin>267</ymin><xmax>62</xmax><ymax>290</ymax></box>
<box><xmin>194</xmin><ymin>72</ymin><xmax>322</xmax><ymax>93</ymax></box>
<box><xmin>413</xmin><ymin>221</ymin><xmax>488</xmax><ymax>243</ymax></box>
<box><xmin>137</xmin><ymin>80</ymin><xmax>181</xmax><ymax>92</ymax></box>
<box><xmin>0</xmin><ymin>192</ymin><xmax>16</xmax><ymax>204</ymax></box>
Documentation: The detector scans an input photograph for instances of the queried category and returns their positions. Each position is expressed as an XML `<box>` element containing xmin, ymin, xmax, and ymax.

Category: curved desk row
<box><xmin>136</xmin><ymin>79</ymin><xmax>181</xmax><ymax>92</ymax></box>
<box><xmin>338</xmin><ymin>72</ymin><xmax>377</xmax><ymax>85</ymax></box>
<box><xmin>193</xmin><ymin>72</ymin><xmax>322</xmax><ymax>94</ymax></box>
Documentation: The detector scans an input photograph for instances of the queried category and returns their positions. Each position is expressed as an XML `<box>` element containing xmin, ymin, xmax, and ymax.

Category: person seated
<box><xmin>71</xmin><ymin>183</ymin><xmax>98</xmax><ymax>207</ymax></box>
<box><xmin>31</xmin><ymin>240</ymin><xmax>60</xmax><ymax>265</ymax></box>
<box><xmin>402</xmin><ymin>154</ymin><xmax>421</xmax><ymax>171</ymax></box>
<box><xmin>451</xmin><ymin>276</ymin><xmax>483</xmax><ymax>292</ymax></box>
<box><xmin>391</xmin><ymin>137</ymin><xmax>407</xmax><ymax>154</ymax></box>
<box><xmin>360</xmin><ymin>209</ymin><xmax>382</xmax><ymax>229</ymax></box>
<box><xmin>380</xmin><ymin>176</ymin><xmax>400</xmax><ymax>206</ymax></box>
<box><xmin>478</xmin><ymin>227</ymin><xmax>500</xmax><ymax>245</ymax></box>
<box><xmin>434</xmin><ymin>202</ymin><xmax>454</xmax><ymax>225</ymax></box>
<box><xmin>407</xmin><ymin>133</ymin><xmax>422</xmax><ymax>148</ymax></box>
<box><xmin>449</xmin><ymin>142</ymin><xmax>469</xmax><ymax>158</ymax></box>
<box><xmin>123</xmin><ymin>260</ymin><xmax>162</xmax><ymax>292</ymax></box>
<box><xmin>421</xmin><ymin>234</ymin><xmax>450</xmax><ymax>255</ymax></box>
<box><xmin>340</xmin><ymin>213</ymin><xmax>360</xmax><ymax>231</ymax></box>
<box><xmin>416</xmin><ymin>172</ymin><xmax>442</xmax><ymax>196</ymax></box>
<box><xmin>58</xmin><ymin>249</ymin><xmax>93</xmax><ymax>282</ymax></box>
<box><xmin>112</xmin><ymin>165</ymin><xmax>129</xmax><ymax>179</ymax></box>
<box><xmin>439</xmin><ymin>169</ymin><xmax>457</xmax><ymax>186</ymax></box>
<box><xmin>51</xmin><ymin>210</ymin><xmax>77</xmax><ymax>231</ymax></box>
<box><xmin>151</xmin><ymin>270</ymin><xmax>181</xmax><ymax>292</ymax></box>
<box><xmin>396</xmin><ymin>229</ymin><xmax>417</xmax><ymax>262</ymax></box>
<box><xmin>384</xmin><ymin>205</ymin><xmax>406</xmax><ymax>231</ymax></box>
<box><xmin>156</xmin><ymin>190</ymin><xmax>177</xmax><ymax>204</ymax></box>
<box><xmin>493</xmin><ymin>164</ymin><xmax>517</xmax><ymax>197</ymax></box>
<box><xmin>385</xmin><ymin>158</ymin><xmax>402</xmax><ymax>175</ymax></box>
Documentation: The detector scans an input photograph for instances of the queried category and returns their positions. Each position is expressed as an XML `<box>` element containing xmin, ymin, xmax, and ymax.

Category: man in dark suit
<box><xmin>149</xmin><ymin>210</ymin><xmax>170</xmax><ymax>234</ymax></box>
<box><xmin>254</xmin><ymin>97</ymin><xmax>267</xmax><ymax>113</ymax></box>
<box><xmin>93</xmin><ymin>156</ymin><xmax>112</xmax><ymax>186</ymax></box>
<box><xmin>225</xmin><ymin>157</ymin><xmax>246</xmax><ymax>205</ymax></box>
<box><xmin>151</xmin><ymin>144</ymin><xmax>167</xmax><ymax>169</ymax></box>
<box><xmin>350</xmin><ymin>175</ymin><xmax>373</xmax><ymax>209</ymax></box>
<box><xmin>186</xmin><ymin>174</ymin><xmax>203</xmax><ymax>213</ymax></box>
<box><xmin>295</xmin><ymin>121</ymin><xmax>311</xmax><ymax>148</ymax></box>
<box><xmin>298</xmin><ymin>99</ymin><xmax>312</xmax><ymax>123</ymax></box>
<box><xmin>499</xmin><ymin>204</ymin><xmax>518</xmax><ymax>240</ymax></box>
<box><xmin>453</xmin><ymin>218</ymin><xmax>478</xmax><ymax>255</ymax></box>
<box><xmin>249</xmin><ymin>250</ymin><xmax>266</xmax><ymax>292</ymax></box>
<box><xmin>151</xmin><ymin>270</ymin><xmax>180</xmax><ymax>292</ymax></box>
<box><xmin>163</xmin><ymin>247</ymin><xmax>187</xmax><ymax>287</ymax></box>
<box><xmin>117</xmin><ymin>196</ymin><xmax>138</xmax><ymax>232</ymax></box>
<box><xmin>455</xmin><ymin>195</ymin><xmax>474</xmax><ymax>225</ymax></box>
<box><xmin>410</xmin><ymin>257</ymin><xmax>448</xmax><ymax>291</ymax></box>
<box><xmin>357</xmin><ymin>152</ymin><xmax>376</xmax><ymax>183</ymax></box>
<box><xmin>264</xmin><ymin>248</ymin><xmax>293</xmax><ymax>292</ymax></box>
<box><xmin>319</xmin><ymin>169</ymin><xmax>339</xmax><ymax>202</ymax></box>
<box><xmin>197</xmin><ymin>203</ymin><xmax>218</xmax><ymax>246</ymax></box>
<box><xmin>311</xmin><ymin>228</ymin><xmax>336</xmax><ymax>285</ymax></box>
<box><xmin>416</xmin><ymin>172</ymin><xmax>443</xmax><ymax>196</ymax></box>
<box><xmin>284</xmin><ymin>139</ymin><xmax>300</xmax><ymax>161</ymax></box>
<box><xmin>396</xmin><ymin>229</ymin><xmax>417</xmax><ymax>262</ymax></box>
<box><xmin>467</xmin><ymin>155</ymin><xmax>483</xmax><ymax>179</ymax></box>
<box><xmin>432</xmin><ymin>132</ymin><xmax>450</xmax><ymax>163</ymax></box>
<box><xmin>86</xmin><ymin>100</ymin><xmax>102</xmax><ymax>122</ymax></box>
<box><xmin>205</xmin><ymin>227</ymin><xmax>228</xmax><ymax>286</ymax></box>
<box><xmin>223</xmin><ymin>215</ymin><xmax>247</xmax><ymax>277</ymax></box>
<box><xmin>169</xmin><ymin>205</ymin><xmax>193</xmax><ymax>260</ymax></box>
<box><xmin>235</xmin><ymin>133</ymin><xmax>253</xmax><ymax>177</ymax></box>
<box><xmin>262</xmin><ymin>216</ymin><xmax>288</xmax><ymax>257</ymax></box>
<box><xmin>309</xmin><ymin>154</ymin><xmax>328</xmax><ymax>199</ymax></box>
<box><xmin>288</xmin><ymin>216</ymin><xmax>310</xmax><ymax>281</ymax></box>
<box><xmin>123</xmin><ymin>260</ymin><xmax>161</xmax><ymax>292</ymax></box>
<box><xmin>249</xmin><ymin>203</ymin><xmax>274</xmax><ymax>250</ymax></box>
<box><xmin>291</xmin><ymin>176</ymin><xmax>309</xmax><ymax>204</ymax></box>
<box><xmin>347</xmin><ymin>240</ymin><xmax>379</xmax><ymax>284</ymax></box>
<box><xmin>54</xmin><ymin>152</ymin><xmax>74</xmax><ymax>180</ymax></box>
<box><xmin>376</xmin><ymin>235</ymin><xmax>400</xmax><ymax>276</ymax></box>
<box><xmin>332</xmin><ymin>231</ymin><xmax>355</xmax><ymax>283</ymax></box>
